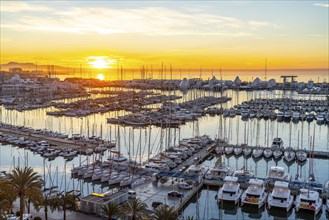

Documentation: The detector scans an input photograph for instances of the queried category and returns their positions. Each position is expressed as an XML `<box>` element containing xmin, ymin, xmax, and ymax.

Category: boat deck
<box><xmin>224</xmin><ymin>144</ymin><xmax>329</xmax><ymax>159</ymax></box>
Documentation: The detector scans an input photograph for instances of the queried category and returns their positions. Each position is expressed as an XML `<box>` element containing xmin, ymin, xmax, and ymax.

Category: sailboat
<box><xmin>263</xmin><ymin>147</ymin><xmax>273</xmax><ymax>160</ymax></box>
<box><xmin>107</xmin><ymin>125</ymin><xmax>128</xmax><ymax>170</ymax></box>
<box><xmin>252</xmin><ymin>120</ymin><xmax>263</xmax><ymax>160</ymax></box>
<box><xmin>296</xmin><ymin>126</ymin><xmax>307</xmax><ymax>164</ymax></box>
<box><xmin>252</xmin><ymin>146</ymin><xmax>263</xmax><ymax>160</ymax></box>
<box><xmin>283</xmin><ymin>122</ymin><xmax>295</xmax><ymax>165</ymax></box>
<box><xmin>242</xmin><ymin>122</ymin><xmax>252</xmax><ymax>157</ymax></box>
<box><xmin>295</xmin><ymin>133</ymin><xmax>323</xmax><ymax>215</ymax></box>
<box><xmin>234</xmin><ymin>122</ymin><xmax>254</xmax><ymax>183</ymax></box>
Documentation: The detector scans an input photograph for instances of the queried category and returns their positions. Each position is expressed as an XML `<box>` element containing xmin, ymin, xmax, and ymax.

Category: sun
<box><xmin>91</xmin><ymin>59</ymin><xmax>108</xmax><ymax>69</ymax></box>
<box><xmin>87</xmin><ymin>56</ymin><xmax>116</xmax><ymax>69</ymax></box>
<box><xmin>96</xmin><ymin>73</ymin><xmax>104</xmax><ymax>80</ymax></box>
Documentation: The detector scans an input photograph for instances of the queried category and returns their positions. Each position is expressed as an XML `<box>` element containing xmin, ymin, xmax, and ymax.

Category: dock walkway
<box><xmin>0</xmin><ymin>127</ymin><xmax>98</xmax><ymax>151</ymax></box>
<box><xmin>133</xmin><ymin>144</ymin><xmax>214</xmax><ymax>213</ymax></box>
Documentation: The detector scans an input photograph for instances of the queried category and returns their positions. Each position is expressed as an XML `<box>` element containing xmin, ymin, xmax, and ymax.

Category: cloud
<box><xmin>1</xmin><ymin>1</ymin><xmax>53</xmax><ymax>12</ymax></box>
<box><xmin>1</xmin><ymin>3</ymin><xmax>278</xmax><ymax>37</ymax></box>
<box><xmin>314</xmin><ymin>3</ymin><xmax>329</xmax><ymax>7</ymax></box>
<box><xmin>307</xmin><ymin>34</ymin><xmax>327</xmax><ymax>37</ymax></box>
<box><xmin>248</xmin><ymin>20</ymin><xmax>279</xmax><ymax>29</ymax></box>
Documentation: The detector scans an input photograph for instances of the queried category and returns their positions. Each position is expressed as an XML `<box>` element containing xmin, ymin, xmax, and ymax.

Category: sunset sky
<box><xmin>1</xmin><ymin>1</ymin><xmax>328</xmax><ymax>70</ymax></box>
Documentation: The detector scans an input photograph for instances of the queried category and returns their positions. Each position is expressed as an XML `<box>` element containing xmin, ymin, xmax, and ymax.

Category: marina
<box><xmin>1</xmin><ymin>75</ymin><xmax>329</xmax><ymax>220</ymax></box>
<box><xmin>1</xmin><ymin>0</ymin><xmax>329</xmax><ymax>219</ymax></box>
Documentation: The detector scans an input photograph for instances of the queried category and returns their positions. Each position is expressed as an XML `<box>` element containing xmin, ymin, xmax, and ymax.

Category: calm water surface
<box><xmin>0</xmin><ymin>88</ymin><xmax>328</xmax><ymax>220</ymax></box>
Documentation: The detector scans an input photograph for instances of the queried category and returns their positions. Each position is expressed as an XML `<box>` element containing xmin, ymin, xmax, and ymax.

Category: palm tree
<box><xmin>121</xmin><ymin>198</ymin><xmax>148</xmax><ymax>220</ymax></box>
<box><xmin>0</xmin><ymin>180</ymin><xmax>16</xmax><ymax>215</ymax></box>
<box><xmin>101</xmin><ymin>202</ymin><xmax>121</xmax><ymax>220</ymax></box>
<box><xmin>33</xmin><ymin>196</ymin><xmax>51</xmax><ymax>220</ymax></box>
<box><xmin>49</xmin><ymin>193</ymin><xmax>77</xmax><ymax>220</ymax></box>
<box><xmin>153</xmin><ymin>205</ymin><xmax>178</xmax><ymax>220</ymax></box>
<box><xmin>0</xmin><ymin>198</ymin><xmax>9</xmax><ymax>220</ymax></box>
<box><xmin>6</xmin><ymin>167</ymin><xmax>43</xmax><ymax>220</ymax></box>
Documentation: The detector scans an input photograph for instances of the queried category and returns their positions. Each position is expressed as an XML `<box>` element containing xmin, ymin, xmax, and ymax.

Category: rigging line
<box><xmin>140</xmin><ymin>128</ymin><xmax>147</xmax><ymax>160</ymax></box>
<box><xmin>149</xmin><ymin>126</ymin><xmax>161</xmax><ymax>154</ymax></box>
<box><xmin>46</xmin><ymin>161</ymin><xmax>56</xmax><ymax>187</ymax></box>
<box><xmin>121</xmin><ymin>126</ymin><xmax>130</xmax><ymax>155</ymax></box>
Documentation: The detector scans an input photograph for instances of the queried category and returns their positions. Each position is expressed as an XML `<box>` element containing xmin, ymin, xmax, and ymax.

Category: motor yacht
<box><xmin>267</xmin><ymin>181</ymin><xmax>294</xmax><ymax>211</ymax></box>
<box><xmin>266</xmin><ymin>166</ymin><xmax>292</xmax><ymax>184</ymax></box>
<box><xmin>185</xmin><ymin>165</ymin><xmax>209</xmax><ymax>182</ymax></box>
<box><xmin>295</xmin><ymin>188</ymin><xmax>322</xmax><ymax>215</ymax></box>
<box><xmin>271</xmin><ymin>138</ymin><xmax>284</xmax><ymax>150</ymax></box>
<box><xmin>61</xmin><ymin>149</ymin><xmax>78</xmax><ymax>159</ymax></box>
<box><xmin>42</xmin><ymin>148</ymin><xmax>59</xmax><ymax>158</ymax></box>
<box><xmin>233</xmin><ymin>169</ymin><xmax>254</xmax><ymax>182</ymax></box>
<box><xmin>217</xmin><ymin>176</ymin><xmax>242</xmax><ymax>205</ymax></box>
<box><xmin>205</xmin><ymin>163</ymin><xmax>232</xmax><ymax>181</ymax></box>
<box><xmin>241</xmin><ymin>179</ymin><xmax>268</xmax><ymax>208</ymax></box>
<box><xmin>143</xmin><ymin>162</ymin><xmax>170</xmax><ymax>172</ymax></box>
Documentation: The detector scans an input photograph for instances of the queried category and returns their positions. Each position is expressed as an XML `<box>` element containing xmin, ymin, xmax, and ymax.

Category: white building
<box><xmin>179</xmin><ymin>78</ymin><xmax>190</xmax><ymax>90</ymax></box>
<box><xmin>234</xmin><ymin>76</ymin><xmax>242</xmax><ymax>86</ymax></box>
<box><xmin>267</xmin><ymin>79</ymin><xmax>276</xmax><ymax>89</ymax></box>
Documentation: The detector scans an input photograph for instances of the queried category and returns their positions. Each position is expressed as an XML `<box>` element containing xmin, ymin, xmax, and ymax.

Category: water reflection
<box><xmin>218</xmin><ymin>202</ymin><xmax>238</xmax><ymax>215</ymax></box>
<box><xmin>241</xmin><ymin>204</ymin><xmax>265</xmax><ymax>219</ymax></box>
<box><xmin>295</xmin><ymin>209</ymin><xmax>323</xmax><ymax>220</ymax></box>
<box><xmin>1</xmin><ymin>88</ymin><xmax>329</xmax><ymax>220</ymax></box>
<box><xmin>267</xmin><ymin>207</ymin><xmax>293</xmax><ymax>219</ymax></box>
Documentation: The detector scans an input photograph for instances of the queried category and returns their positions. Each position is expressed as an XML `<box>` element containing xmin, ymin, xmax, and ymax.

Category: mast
<box><xmin>296</xmin><ymin>130</ymin><xmax>300</xmax><ymax>180</ymax></box>
<box><xmin>117</xmin><ymin>124</ymin><xmax>120</xmax><ymax>153</ymax></box>
<box><xmin>148</xmin><ymin>123</ymin><xmax>151</xmax><ymax>162</ymax></box>
<box><xmin>139</xmin><ymin>128</ymin><xmax>142</xmax><ymax>166</ymax></box>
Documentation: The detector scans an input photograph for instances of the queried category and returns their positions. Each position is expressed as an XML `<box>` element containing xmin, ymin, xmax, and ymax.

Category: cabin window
<box><xmin>223</xmin><ymin>190</ymin><xmax>234</xmax><ymax>194</ymax></box>
<box><xmin>301</xmin><ymin>199</ymin><xmax>315</xmax><ymax>204</ymax></box>
<box><xmin>273</xmin><ymin>196</ymin><xmax>286</xmax><ymax>201</ymax></box>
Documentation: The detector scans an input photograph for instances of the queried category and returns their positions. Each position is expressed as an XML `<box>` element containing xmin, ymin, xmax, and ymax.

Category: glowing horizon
<box><xmin>1</xmin><ymin>1</ymin><xmax>328</xmax><ymax>70</ymax></box>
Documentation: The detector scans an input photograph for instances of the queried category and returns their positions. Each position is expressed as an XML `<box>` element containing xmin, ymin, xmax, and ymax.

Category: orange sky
<box><xmin>1</xmin><ymin>1</ymin><xmax>328</xmax><ymax>70</ymax></box>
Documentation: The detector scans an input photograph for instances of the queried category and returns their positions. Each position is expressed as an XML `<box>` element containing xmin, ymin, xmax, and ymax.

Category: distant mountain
<box><xmin>1</xmin><ymin>62</ymin><xmax>36</xmax><ymax>70</ymax></box>
<box><xmin>0</xmin><ymin>62</ymin><xmax>74</xmax><ymax>74</ymax></box>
